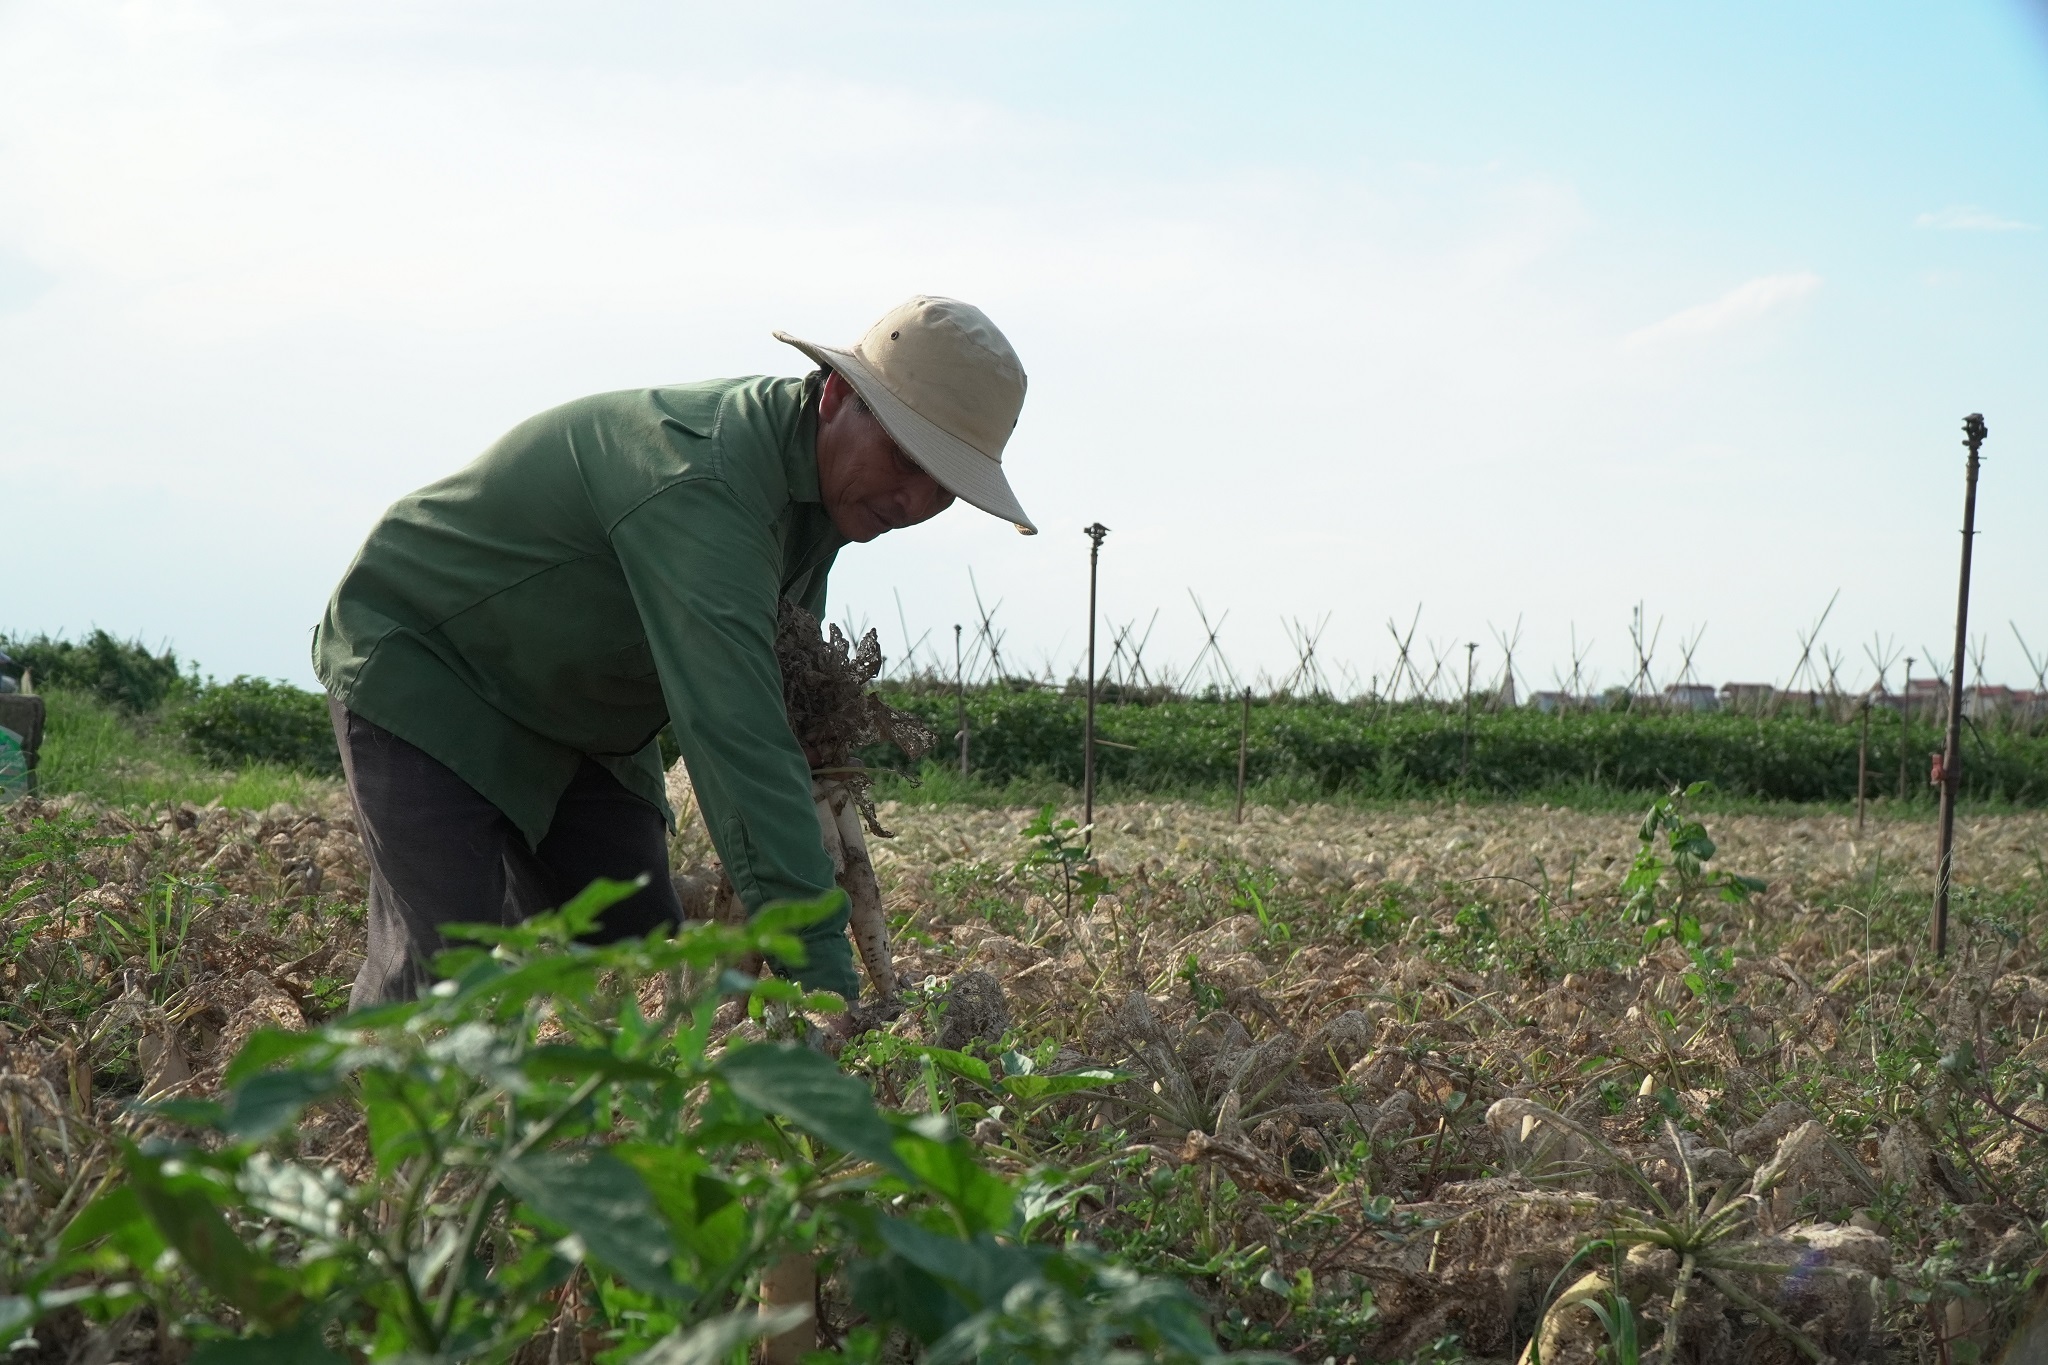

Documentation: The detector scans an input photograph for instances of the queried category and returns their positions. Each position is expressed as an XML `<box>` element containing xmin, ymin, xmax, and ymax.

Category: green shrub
<box><xmin>175</xmin><ymin>677</ymin><xmax>339</xmax><ymax>776</ymax></box>
<box><xmin>0</xmin><ymin>629</ymin><xmax>189</xmax><ymax>713</ymax></box>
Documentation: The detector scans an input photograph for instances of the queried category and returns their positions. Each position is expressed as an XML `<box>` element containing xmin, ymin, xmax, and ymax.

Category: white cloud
<box><xmin>1623</xmin><ymin>272</ymin><xmax>1821</xmax><ymax>348</ymax></box>
<box><xmin>1914</xmin><ymin>205</ymin><xmax>2038</xmax><ymax>232</ymax></box>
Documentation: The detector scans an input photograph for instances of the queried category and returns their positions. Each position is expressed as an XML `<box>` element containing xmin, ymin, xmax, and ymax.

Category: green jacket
<box><xmin>313</xmin><ymin>374</ymin><xmax>854</xmax><ymax>995</ymax></box>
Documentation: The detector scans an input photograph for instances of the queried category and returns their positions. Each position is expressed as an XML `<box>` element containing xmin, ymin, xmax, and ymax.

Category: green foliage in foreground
<box><xmin>873</xmin><ymin>687</ymin><xmax>2048</xmax><ymax>805</ymax></box>
<box><xmin>5</xmin><ymin>882</ymin><xmax>1249</xmax><ymax>1364</ymax></box>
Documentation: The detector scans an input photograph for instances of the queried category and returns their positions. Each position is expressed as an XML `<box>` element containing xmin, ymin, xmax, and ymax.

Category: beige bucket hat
<box><xmin>776</xmin><ymin>296</ymin><xmax>1036</xmax><ymax>534</ymax></box>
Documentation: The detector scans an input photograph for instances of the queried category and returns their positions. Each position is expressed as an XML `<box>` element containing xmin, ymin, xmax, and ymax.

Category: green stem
<box><xmin>381</xmin><ymin>1149</ymin><xmax>452</xmax><ymax>1343</ymax></box>
<box><xmin>1000</xmin><ymin>1111</ymin><xmax>1040</xmax><ymax>1162</ymax></box>
<box><xmin>417</xmin><ymin>1074</ymin><xmax>611</xmax><ymax>1337</ymax></box>
<box><xmin>380</xmin><ymin>1207</ymin><xmax>443</xmax><ymax>1353</ymax></box>
<box><xmin>394</xmin><ymin>1087</ymin><xmax>451</xmax><ymax>1172</ymax></box>
<box><xmin>507</xmin><ymin>1074</ymin><xmax>608</xmax><ymax>1163</ymax></box>
<box><xmin>434</xmin><ymin>1174</ymin><xmax>501</xmax><ymax>1338</ymax></box>
<box><xmin>1659</xmin><ymin>1254</ymin><xmax>1694</xmax><ymax>1365</ymax></box>
<box><xmin>685</xmin><ymin>1191</ymin><xmax>808</xmax><ymax>1330</ymax></box>
<box><xmin>377</xmin><ymin>1079</ymin><xmax>482</xmax><ymax>1334</ymax></box>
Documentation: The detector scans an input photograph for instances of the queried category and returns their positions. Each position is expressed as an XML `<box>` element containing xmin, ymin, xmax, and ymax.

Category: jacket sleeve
<box><xmin>608</xmin><ymin>478</ymin><xmax>857</xmax><ymax>999</ymax></box>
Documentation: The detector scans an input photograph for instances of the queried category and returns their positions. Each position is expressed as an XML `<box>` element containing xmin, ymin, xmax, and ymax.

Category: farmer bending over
<box><xmin>315</xmin><ymin>297</ymin><xmax>1034</xmax><ymax>1008</ymax></box>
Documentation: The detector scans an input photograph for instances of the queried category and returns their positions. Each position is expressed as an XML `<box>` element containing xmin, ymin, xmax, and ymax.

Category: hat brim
<box><xmin>775</xmin><ymin>331</ymin><xmax>1038</xmax><ymax>535</ymax></box>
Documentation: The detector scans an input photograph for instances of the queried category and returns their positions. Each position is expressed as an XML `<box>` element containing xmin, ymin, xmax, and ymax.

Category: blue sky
<box><xmin>3</xmin><ymin>2</ymin><xmax>2045</xmax><ymax>696</ymax></box>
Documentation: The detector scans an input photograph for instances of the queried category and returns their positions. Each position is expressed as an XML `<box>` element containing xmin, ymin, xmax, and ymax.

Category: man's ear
<box><xmin>819</xmin><ymin>369</ymin><xmax>851</xmax><ymax>422</ymax></box>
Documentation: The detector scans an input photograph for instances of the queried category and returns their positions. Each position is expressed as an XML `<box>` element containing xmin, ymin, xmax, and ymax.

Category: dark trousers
<box><xmin>329</xmin><ymin>699</ymin><xmax>681</xmax><ymax>1009</ymax></box>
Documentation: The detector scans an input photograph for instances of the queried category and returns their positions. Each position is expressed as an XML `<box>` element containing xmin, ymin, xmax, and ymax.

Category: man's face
<box><xmin>816</xmin><ymin>371</ymin><xmax>956</xmax><ymax>543</ymax></box>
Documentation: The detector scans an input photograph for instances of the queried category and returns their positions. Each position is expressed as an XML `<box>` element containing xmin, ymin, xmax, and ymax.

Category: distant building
<box><xmin>1965</xmin><ymin>685</ymin><xmax>2015</xmax><ymax>719</ymax></box>
<box><xmin>1901</xmin><ymin>678</ymin><xmax>1948</xmax><ymax>720</ymax></box>
<box><xmin>1663</xmin><ymin>684</ymin><xmax>1718</xmax><ymax>712</ymax></box>
<box><xmin>1514</xmin><ymin>678</ymin><xmax>2043</xmax><ymax>723</ymax></box>
<box><xmin>1719</xmin><ymin>683</ymin><xmax>1774</xmax><ymax>712</ymax></box>
<box><xmin>1961</xmin><ymin>685</ymin><xmax>2048</xmax><ymax>720</ymax></box>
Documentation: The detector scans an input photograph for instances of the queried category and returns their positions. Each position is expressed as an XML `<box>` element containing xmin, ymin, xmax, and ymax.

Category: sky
<box><xmin>4</xmin><ymin>1</ymin><xmax>2047</xmax><ymax>699</ymax></box>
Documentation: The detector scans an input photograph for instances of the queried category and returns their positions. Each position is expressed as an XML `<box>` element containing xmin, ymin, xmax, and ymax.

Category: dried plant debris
<box><xmin>0</xmin><ymin>793</ymin><xmax>375</xmax><ymax>1325</ymax></box>
<box><xmin>11</xmin><ymin>786</ymin><xmax>2048</xmax><ymax>1360</ymax></box>
<box><xmin>935</xmin><ymin>968</ymin><xmax>1010</xmax><ymax>1051</ymax></box>
<box><xmin>865</xmin><ymin>799</ymin><xmax>2048</xmax><ymax>1361</ymax></box>
<box><xmin>775</xmin><ymin>599</ymin><xmax>934</xmax><ymax>836</ymax></box>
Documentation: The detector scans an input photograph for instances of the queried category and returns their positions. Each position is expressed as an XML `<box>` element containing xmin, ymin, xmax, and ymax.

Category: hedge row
<box><xmin>21</xmin><ymin>626</ymin><xmax>2045</xmax><ymax>801</ymax></box>
<box><xmin>869</xmin><ymin>688</ymin><xmax>2048</xmax><ymax>803</ymax></box>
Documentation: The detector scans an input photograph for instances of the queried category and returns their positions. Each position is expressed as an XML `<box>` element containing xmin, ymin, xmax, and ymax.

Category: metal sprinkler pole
<box><xmin>1235</xmin><ymin>687</ymin><xmax>1251</xmax><ymax>824</ymax></box>
<box><xmin>1083</xmin><ymin>523</ymin><xmax>1109</xmax><ymax>845</ymax></box>
<box><xmin>1933</xmin><ymin>413</ymin><xmax>1989</xmax><ymax>959</ymax></box>
<box><xmin>1461</xmin><ymin>642</ymin><xmax>1478</xmax><ymax>781</ymax></box>
<box><xmin>1857</xmin><ymin>695</ymin><xmax>1870</xmax><ymax>834</ymax></box>
<box><xmin>955</xmin><ymin>624</ymin><xmax>968</xmax><ymax>779</ymax></box>
<box><xmin>1899</xmin><ymin>657</ymin><xmax>1914</xmax><ymax>801</ymax></box>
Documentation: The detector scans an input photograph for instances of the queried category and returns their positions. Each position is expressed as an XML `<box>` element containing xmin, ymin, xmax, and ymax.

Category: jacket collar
<box><xmin>783</xmin><ymin>371</ymin><xmax>825</xmax><ymax>505</ymax></box>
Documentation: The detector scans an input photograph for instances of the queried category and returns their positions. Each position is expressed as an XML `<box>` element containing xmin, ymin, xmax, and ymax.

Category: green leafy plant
<box><xmin>1177</xmin><ymin>955</ymin><xmax>1227</xmax><ymax>1017</ymax></box>
<box><xmin>1667</xmin><ymin>915</ymin><xmax>1738</xmax><ymax>1007</ymax></box>
<box><xmin>904</xmin><ymin>1043</ymin><xmax>1125</xmax><ymax>1157</ymax></box>
<box><xmin>10</xmin><ymin>879</ymin><xmax>1245</xmax><ymax>1362</ymax></box>
<box><xmin>1229</xmin><ymin>874</ymin><xmax>1291</xmax><ymax>948</ymax></box>
<box><xmin>0</xmin><ymin>810</ymin><xmax>156</xmax><ymax>1030</ymax></box>
<box><xmin>1343</xmin><ymin>887</ymin><xmax>1411</xmax><ymax>943</ymax></box>
<box><xmin>1014</xmin><ymin>804</ymin><xmax>1110</xmax><ymax>923</ymax></box>
<box><xmin>97</xmin><ymin>878</ymin><xmax>200</xmax><ymax>980</ymax></box>
<box><xmin>1578</xmin><ymin>1285</ymin><xmax>1641</xmax><ymax>1365</ymax></box>
<box><xmin>1620</xmin><ymin>783</ymin><xmax>1765</xmax><ymax>926</ymax></box>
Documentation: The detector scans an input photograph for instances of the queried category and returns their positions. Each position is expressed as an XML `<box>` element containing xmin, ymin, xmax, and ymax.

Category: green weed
<box><xmin>1014</xmin><ymin>803</ymin><xmax>1110</xmax><ymax>926</ymax></box>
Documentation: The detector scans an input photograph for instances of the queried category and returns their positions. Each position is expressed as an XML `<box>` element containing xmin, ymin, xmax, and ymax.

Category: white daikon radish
<box><xmin>821</xmin><ymin>777</ymin><xmax>895</xmax><ymax>999</ymax></box>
